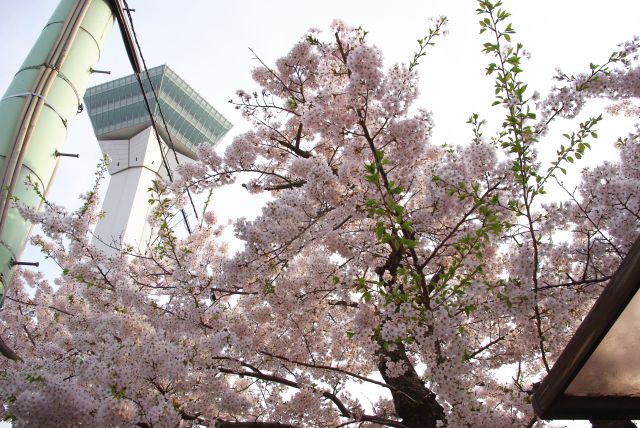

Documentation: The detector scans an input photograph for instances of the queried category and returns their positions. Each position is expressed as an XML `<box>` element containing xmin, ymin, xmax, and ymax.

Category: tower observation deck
<box><xmin>85</xmin><ymin>64</ymin><xmax>231</xmax><ymax>159</ymax></box>
<box><xmin>84</xmin><ymin>65</ymin><xmax>231</xmax><ymax>253</ymax></box>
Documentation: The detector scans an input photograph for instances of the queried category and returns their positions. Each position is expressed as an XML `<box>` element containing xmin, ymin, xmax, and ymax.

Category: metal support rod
<box><xmin>10</xmin><ymin>260</ymin><xmax>39</xmax><ymax>267</ymax></box>
<box><xmin>90</xmin><ymin>67</ymin><xmax>111</xmax><ymax>74</ymax></box>
<box><xmin>54</xmin><ymin>149</ymin><xmax>79</xmax><ymax>158</ymax></box>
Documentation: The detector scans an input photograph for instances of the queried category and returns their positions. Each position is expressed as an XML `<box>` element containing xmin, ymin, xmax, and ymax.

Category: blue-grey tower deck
<box><xmin>85</xmin><ymin>64</ymin><xmax>231</xmax><ymax>159</ymax></box>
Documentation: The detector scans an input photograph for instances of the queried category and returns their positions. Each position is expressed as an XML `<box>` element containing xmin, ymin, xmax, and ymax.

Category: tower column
<box><xmin>93</xmin><ymin>126</ymin><xmax>166</xmax><ymax>254</ymax></box>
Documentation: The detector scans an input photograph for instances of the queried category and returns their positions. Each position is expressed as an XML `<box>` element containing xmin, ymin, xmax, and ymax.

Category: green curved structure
<box><xmin>0</xmin><ymin>0</ymin><xmax>114</xmax><ymax>304</ymax></box>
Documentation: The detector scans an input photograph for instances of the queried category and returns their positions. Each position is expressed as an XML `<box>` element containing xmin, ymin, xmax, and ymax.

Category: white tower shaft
<box><xmin>93</xmin><ymin>127</ymin><xmax>167</xmax><ymax>254</ymax></box>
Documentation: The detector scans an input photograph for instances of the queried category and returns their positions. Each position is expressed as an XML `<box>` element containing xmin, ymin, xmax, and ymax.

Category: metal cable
<box><xmin>109</xmin><ymin>0</ymin><xmax>191</xmax><ymax>233</ymax></box>
<box><xmin>121</xmin><ymin>0</ymin><xmax>201</xmax><ymax>227</ymax></box>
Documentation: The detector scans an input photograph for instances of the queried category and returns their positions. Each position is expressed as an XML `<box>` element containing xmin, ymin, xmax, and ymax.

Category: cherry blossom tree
<box><xmin>0</xmin><ymin>1</ymin><xmax>639</xmax><ymax>427</ymax></box>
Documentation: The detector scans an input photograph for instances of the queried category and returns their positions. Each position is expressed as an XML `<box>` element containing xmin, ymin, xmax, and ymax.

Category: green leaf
<box><xmin>306</xmin><ymin>35</ymin><xmax>320</xmax><ymax>46</ymax></box>
<box><xmin>25</xmin><ymin>374</ymin><xmax>44</xmax><ymax>384</ymax></box>
<box><xmin>463</xmin><ymin>304</ymin><xmax>477</xmax><ymax>315</ymax></box>
<box><xmin>110</xmin><ymin>383</ymin><xmax>127</xmax><ymax>400</ymax></box>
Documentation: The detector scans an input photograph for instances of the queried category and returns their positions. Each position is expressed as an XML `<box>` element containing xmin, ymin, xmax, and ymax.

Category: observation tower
<box><xmin>84</xmin><ymin>64</ymin><xmax>231</xmax><ymax>253</ymax></box>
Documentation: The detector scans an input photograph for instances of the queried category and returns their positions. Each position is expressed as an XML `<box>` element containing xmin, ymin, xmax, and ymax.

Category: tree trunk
<box><xmin>378</xmin><ymin>343</ymin><xmax>445</xmax><ymax>428</ymax></box>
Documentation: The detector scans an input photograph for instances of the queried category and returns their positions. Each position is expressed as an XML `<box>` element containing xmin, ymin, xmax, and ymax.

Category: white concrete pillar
<box><xmin>93</xmin><ymin>126</ymin><xmax>167</xmax><ymax>254</ymax></box>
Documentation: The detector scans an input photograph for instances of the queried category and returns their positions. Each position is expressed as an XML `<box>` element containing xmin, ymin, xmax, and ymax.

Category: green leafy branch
<box><xmin>554</xmin><ymin>41</ymin><xmax>640</xmax><ymax>89</ymax></box>
<box><xmin>535</xmin><ymin>115</ymin><xmax>601</xmax><ymax>194</ymax></box>
<box><xmin>364</xmin><ymin>150</ymin><xmax>416</xmax><ymax>253</ymax></box>
<box><xmin>409</xmin><ymin>16</ymin><xmax>448</xmax><ymax>72</ymax></box>
<box><xmin>467</xmin><ymin>113</ymin><xmax>487</xmax><ymax>145</ymax></box>
<box><xmin>478</xmin><ymin>0</ymin><xmax>542</xmax><ymax>209</ymax></box>
<box><xmin>148</xmin><ymin>181</ymin><xmax>180</xmax><ymax>261</ymax></box>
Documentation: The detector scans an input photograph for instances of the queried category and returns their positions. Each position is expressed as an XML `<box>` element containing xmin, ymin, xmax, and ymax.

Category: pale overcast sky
<box><xmin>1</xmin><ymin>3</ymin><xmax>640</xmax><ymax>424</ymax></box>
<box><xmin>2</xmin><ymin>1</ymin><xmax>638</xmax><ymax>212</ymax></box>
